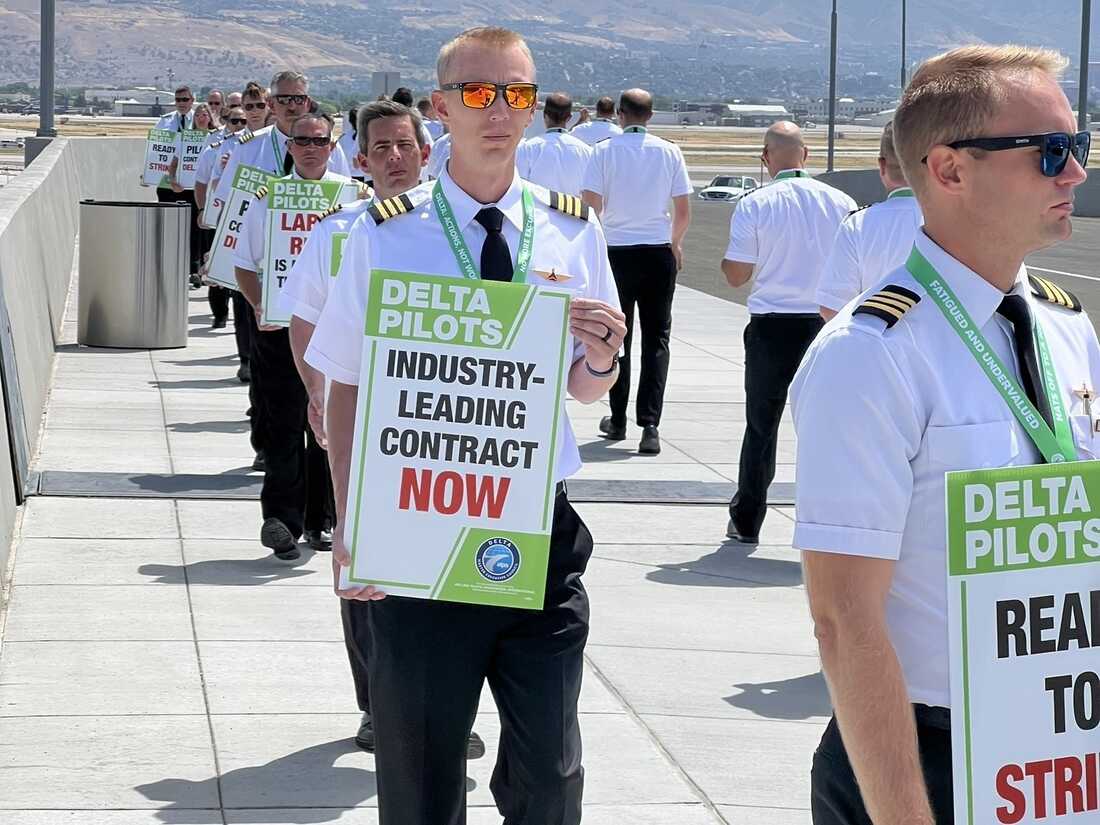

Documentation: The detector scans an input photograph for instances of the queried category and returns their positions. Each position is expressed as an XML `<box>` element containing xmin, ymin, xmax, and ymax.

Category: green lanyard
<box><xmin>888</xmin><ymin>187</ymin><xmax>915</xmax><ymax>199</ymax></box>
<box><xmin>906</xmin><ymin>246</ymin><xmax>1078</xmax><ymax>463</ymax></box>
<box><xmin>270</xmin><ymin>129</ymin><xmax>285</xmax><ymax>174</ymax></box>
<box><xmin>431</xmin><ymin>181</ymin><xmax>535</xmax><ymax>283</ymax></box>
<box><xmin>774</xmin><ymin>169</ymin><xmax>806</xmax><ymax>180</ymax></box>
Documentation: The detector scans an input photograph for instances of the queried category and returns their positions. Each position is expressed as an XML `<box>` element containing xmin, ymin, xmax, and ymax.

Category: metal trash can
<box><xmin>77</xmin><ymin>199</ymin><xmax>190</xmax><ymax>349</ymax></box>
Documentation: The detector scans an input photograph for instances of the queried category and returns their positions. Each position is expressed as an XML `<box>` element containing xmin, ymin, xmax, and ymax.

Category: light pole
<box><xmin>827</xmin><ymin>0</ymin><xmax>838</xmax><ymax>172</ymax></box>
<box><xmin>1080</xmin><ymin>0</ymin><xmax>1092</xmax><ymax>132</ymax></box>
<box><xmin>900</xmin><ymin>0</ymin><xmax>907</xmax><ymax>90</ymax></box>
<box><xmin>36</xmin><ymin>0</ymin><xmax>56</xmax><ymax>138</ymax></box>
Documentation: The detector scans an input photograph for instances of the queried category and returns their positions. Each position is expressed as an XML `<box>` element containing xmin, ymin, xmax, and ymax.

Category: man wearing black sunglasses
<box><xmin>234</xmin><ymin>112</ymin><xmax>349</xmax><ymax>562</ymax></box>
<box><xmin>306</xmin><ymin>25</ymin><xmax>626</xmax><ymax>825</ymax></box>
<box><xmin>792</xmin><ymin>45</ymin><xmax>1099</xmax><ymax>825</ymax></box>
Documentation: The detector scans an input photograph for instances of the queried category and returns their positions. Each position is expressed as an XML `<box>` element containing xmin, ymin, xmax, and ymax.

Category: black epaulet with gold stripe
<box><xmin>845</xmin><ymin>203</ymin><xmax>872</xmax><ymax>220</ymax></box>
<box><xmin>239</xmin><ymin>130</ymin><xmax>255</xmax><ymax>144</ymax></box>
<box><xmin>254</xmin><ymin>185</ymin><xmax>268</xmax><ymax>200</ymax></box>
<box><xmin>319</xmin><ymin>202</ymin><xmax>343</xmax><ymax>220</ymax></box>
<box><xmin>369</xmin><ymin>193</ymin><xmax>417</xmax><ymax>225</ymax></box>
<box><xmin>1029</xmin><ymin>274</ymin><xmax>1082</xmax><ymax>312</ymax></box>
<box><xmin>548</xmin><ymin>191</ymin><xmax>591</xmax><ymax>221</ymax></box>
<box><xmin>853</xmin><ymin>285</ymin><xmax>921</xmax><ymax>328</ymax></box>
<box><xmin>210</xmin><ymin>139</ymin><xmax>224</xmax><ymax>149</ymax></box>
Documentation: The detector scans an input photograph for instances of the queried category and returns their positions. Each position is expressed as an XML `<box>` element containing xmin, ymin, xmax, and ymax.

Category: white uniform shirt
<box><xmin>570</xmin><ymin>118</ymin><xmax>622</xmax><ymax>146</ymax></box>
<box><xmin>280</xmin><ymin>198</ymin><xmax>374</xmax><ymax>324</ymax></box>
<box><xmin>214</xmin><ymin>126</ymin><xmax>353</xmax><ymax>215</ymax></box>
<box><xmin>156</xmin><ymin>110</ymin><xmax>194</xmax><ymax>131</ymax></box>
<box><xmin>581</xmin><ymin>126</ymin><xmax>693</xmax><ymax>247</ymax></box>
<box><xmin>724</xmin><ymin>169</ymin><xmax>857</xmax><ymax>314</ymax></box>
<box><xmin>516</xmin><ymin>129</ymin><xmax>594</xmax><ymax>195</ymax></box>
<box><xmin>195</xmin><ymin>131</ymin><xmax>233</xmax><ymax>186</ymax></box>
<box><xmin>234</xmin><ymin>170</ymin><xmax>351</xmax><ymax>273</ymax></box>
<box><xmin>338</xmin><ymin>128</ymin><xmax>361</xmax><ymax>177</ymax></box>
<box><xmin>425</xmin><ymin>119</ymin><xmax>446</xmax><ymax>142</ymax></box>
<box><xmin>816</xmin><ymin>188</ymin><xmax>924</xmax><ymax>312</ymax></box>
<box><xmin>792</xmin><ymin>230</ymin><xmax>1100</xmax><ymax>709</ymax></box>
<box><xmin>426</xmin><ymin>134</ymin><xmax>452</xmax><ymax>180</ymax></box>
<box><xmin>306</xmin><ymin>169</ymin><xmax>621</xmax><ymax>482</ymax></box>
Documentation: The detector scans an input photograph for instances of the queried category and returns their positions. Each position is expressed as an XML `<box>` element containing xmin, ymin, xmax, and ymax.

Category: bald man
<box><xmin>582</xmin><ymin>88</ymin><xmax>693</xmax><ymax>454</ymax></box>
<box><xmin>720</xmin><ymin>121</ymin><xmax>856</xmax><ymax>542</ymax></box>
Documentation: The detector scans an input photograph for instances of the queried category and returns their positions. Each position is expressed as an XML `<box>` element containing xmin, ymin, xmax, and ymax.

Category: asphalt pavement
<box><xmin>680</xmin><ymin>201</ymin><xmax>1100</xmax><ymax>319</ymax></box>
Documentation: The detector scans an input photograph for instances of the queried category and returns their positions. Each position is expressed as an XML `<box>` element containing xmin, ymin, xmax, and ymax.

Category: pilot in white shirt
<box><xmin>516</xmin><ymin>92</ymin><xmax>593</xmax><ymax>195</ymax></box>
<box><xmin>570</xmin><ymin>96</ymin><xmax>622</xmax><ymax>146</ymax></box>
<box><xmin>155</xmin><ymin>86</ymin><xmax>194</xmax><ymax>131</ymax></box>
<box><xmin>795</xmin><ymin>45</ymin><xmax>1096</xmax><ymax>825</ymax></box>
<box><xmin>816</xmin><ymin>123</ymin><xmax>924</xmax><ymax>317</ymax></box>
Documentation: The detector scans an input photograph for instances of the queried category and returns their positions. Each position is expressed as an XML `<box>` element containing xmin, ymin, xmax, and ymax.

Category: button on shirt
<box><xmin>305</xmin><ymin>169</ymin><xmax>621</xmax><ymax>482</ymax></box>
<box><xmin>724</xmin><ymin>170</ymin><xmax>857</xmax><ymax>314</ymax></box>
<box><xmin>234</xmin><ymin>170</ymin><xmax>352</xmax><ymax>274</ymax></box>
<box><xmin>815</xmin><ymin>188</ymin><xmax>924</xmax><ymax>312</ymax></box>
<box><xmin>581</xmin><ymin>127</ymin><xmax>693</xmax><ymax>247</ymax></box>
<box><xmin>516</xmin><ymin>129</ymin><xmax>594</xmax><ymax>195</ymax></box>
<box><xmin>280</xmin><ymin>198</ymin><xmax>374</xmax><ymax>324</ymax></box>
<box><xmin>791</xmin><ymin>230</ymin><xmax>1100</xmax><ymax>709</ymax></box>
<box><xmin>570</xmin><ymin>118</ymin><xmax>623</xmax><ymax>146</ymax></box>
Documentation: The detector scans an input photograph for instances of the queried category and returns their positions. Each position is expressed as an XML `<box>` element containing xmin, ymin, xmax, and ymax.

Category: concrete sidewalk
<box><xmin>0</xmin><ymin>279</ymin><xmax>824</xmax><ymax>824</ymax></box>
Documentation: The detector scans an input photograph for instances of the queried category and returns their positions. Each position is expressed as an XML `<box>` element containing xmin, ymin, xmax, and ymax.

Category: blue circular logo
<box><xmin>475</xmin><ymin>538</ymin><xmax>520</xmax><ymax>582</ymax></box>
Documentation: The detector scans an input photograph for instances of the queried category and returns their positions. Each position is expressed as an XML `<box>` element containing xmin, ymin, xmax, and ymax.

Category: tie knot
<box><xmin>475</xmin><ymin>207</ymin><xmax>505</xmax><ymax>234</ymax></box>
<box><xmin>998</xmin><ymin>294</ymin><xmax>1032</xmax><ymax>327</ymax></box>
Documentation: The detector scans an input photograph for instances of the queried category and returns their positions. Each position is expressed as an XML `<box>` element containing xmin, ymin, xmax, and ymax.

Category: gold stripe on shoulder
<box><xmin>1029</xmin><ymin>274</ymin><xmax>1082</xmax><ymax>311</ymax></box>
<box><xmin>853</xmin><ymin>284</ymin><xmax>921</xmax><ymax>329</ymax></box>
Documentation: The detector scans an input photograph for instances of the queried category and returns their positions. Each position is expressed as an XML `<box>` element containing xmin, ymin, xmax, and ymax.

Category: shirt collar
<box><xmin>546</xmin><ymin>127</ymin><xmax>567</xmax><ymax>133</ymax></box>
<box><xmin>623</xmin><ymin>125</ymin><xmax>647</xmax><ymax>134</ymax></box>
<box><xmin>439</xmin><ymin>165</ymin><xmax>525</xmax><ymax>232</ymax></box>
<box><xmin>913</xmin><ymin>230</ymin><xmax>1030</xmax><ymax>327</ymax></box>
<box><xmin>773</xmin><ymin>168</ymin><xmax>807</xmax><ymax>181</ymax></box>
<box><xmin>887</xmin><ymin>186</ymin><xmax>915</xmax><ymax>199</ymax></box>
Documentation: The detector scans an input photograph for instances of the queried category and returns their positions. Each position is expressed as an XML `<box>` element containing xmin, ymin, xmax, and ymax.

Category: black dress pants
<box><xmin>811</xmin><ymin>711</ymin><xmax>954</xmax><ymax>824</ymax></box>
<box><xmin>199</xmin><ymin>227</ymin><xmax>229</xmax><ymax>321</ymax></box>
<box><xmin>249</xmin><ymin>327</ymin><xmax>335</xmax><ymax>538</ymax></box>
<box><xmin>607</xmin><ymin>244</ymin><xmax>677</xmax><ymax>428</ymax></box>
<box><xmin>157</xmin><ymin>187</ymin><xmax>201</xmax><ymax>272</ymax></box>
<box><xmin>729</xmin><ymin>313</ymin><xmax>823</xmax><ymax>537</ymax></box>
<box><xmin>367</xmin><ymin>492</ymin><xmax>591</xmax><ymax>825</ymax></box>
<box><xmin>232</xmin><ymin>290</ymin><xmax>252</xmax><ymax>365</ymax></box>
<box><xmin>341</xmin><ymin>599</ymin><xmax>371</xmax><ymax>714</ymax></box>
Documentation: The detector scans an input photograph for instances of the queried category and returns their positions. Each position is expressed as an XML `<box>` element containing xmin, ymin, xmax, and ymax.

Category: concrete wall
<box><xmin>0</xmin><ymin>136</ymin><xmax>150</xmax><ymax>594</ymax></box>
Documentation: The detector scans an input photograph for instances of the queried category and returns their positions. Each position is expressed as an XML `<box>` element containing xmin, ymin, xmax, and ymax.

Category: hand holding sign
<box><xmin>569</xmin><ymin>297</ymin><xmax>626</xmax><ymax>368</ymax></box>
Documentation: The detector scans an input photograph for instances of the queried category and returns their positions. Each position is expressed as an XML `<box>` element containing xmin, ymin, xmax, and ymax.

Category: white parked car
<box><xmin>697</xmin><ymin>174</ymin><xmax>759</xmax><ymax>203</ymax></box>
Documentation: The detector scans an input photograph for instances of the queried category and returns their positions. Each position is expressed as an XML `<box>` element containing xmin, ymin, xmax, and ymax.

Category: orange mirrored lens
<box><xmin>504</xmin><ymin>84</ymin><xmax>537</xmax><ymax>110</ymax></box>
<box><xmin>461</xmin><ymin>84</ymin><xmax>497</xmax><ymax>109</ymax></box>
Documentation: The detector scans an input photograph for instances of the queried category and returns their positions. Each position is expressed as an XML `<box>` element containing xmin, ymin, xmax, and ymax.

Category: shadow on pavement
<box><xmin>136</xmin><ymin>738</ymin><xmax>378</xmax><ymax>823</ymax></box>
<box><xmin>644</xmin><ymin>544</ymin><xmax>802</xmax><ymax>588</ymax></box>
<box><xmin>577</xmin><ymin>439</ymin><xmax>645</xmax><ymax>463</ymax></box>
<box><xmin>162</xmin><ymin>353</ymin><xmax>241</xmax><ymax>367</ymax></box>
<box><xmin>152</xmin><ymin>377</ymin><xmax>243</xmax><ymax>390</ymax></box>
<box><xmin>724</xmin><ymin>671</ymin><xmax>832</xmax><ymax>721</ymax></box>
<box><xmin>139</xmin><ymin>558</ymin><xmax>317</xmax><ymax>585</ymax></box>
<box><xmin>168</xmin><ymin>419</ymin><xmax>251</xmax><ymax>434</ymax></box>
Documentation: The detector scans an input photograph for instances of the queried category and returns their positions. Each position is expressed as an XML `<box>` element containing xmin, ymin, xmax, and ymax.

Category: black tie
<box><xmin>474</xmin><ymin>207</ymin><xmax>513</xmax><ymax>282</ymax></box>
<box><xmin>282</xmin><ymin>142</ymin><xmax>294</xmax><ymax>175</ymax></box>
<box><xmin>997</xmin><ymin>294</ymin><xmax>1054</xmax><ymax>430</ymax></box>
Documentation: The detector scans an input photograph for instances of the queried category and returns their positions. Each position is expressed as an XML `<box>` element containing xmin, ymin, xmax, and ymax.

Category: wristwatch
<box><xmin>585</xmin><ymin>355</ymin><xmax>619</xmax><ymax>377</ymax></box>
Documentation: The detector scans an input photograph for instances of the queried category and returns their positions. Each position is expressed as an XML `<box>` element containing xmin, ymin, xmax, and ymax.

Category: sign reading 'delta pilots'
<box><xmin>947</xmin><ymin>460</ymin><xmax>1100</xmax><ymax>824</ymax></box>
<box><xmin>207</xmin><ymin>164</ymin><xmax>272</xmax><ymax>289</ymax></box>
<box><xmin>142</xmin><ymin>128</ymin><xmax>178</xmax><ymax>188</ymax></box>
<box><xmin>340</xmin><ymin>271</ymin><xmax>572</xmax><ymax>610</ymax></box>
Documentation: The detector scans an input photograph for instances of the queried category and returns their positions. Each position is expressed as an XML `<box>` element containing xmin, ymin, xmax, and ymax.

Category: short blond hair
<box><xmin>894</xmin><ymin>45</ymin><xmax>1069</xmax><ymax>195</ymax></box>
<box><xmin>436</xmin><ymin>27</ymin><xmax>535</xmax><ymax>85</ymax></box>
<box><xmin>879</xmin><ymin>122</ymin><xmax>902</xmax><ymax>178</ymax></box>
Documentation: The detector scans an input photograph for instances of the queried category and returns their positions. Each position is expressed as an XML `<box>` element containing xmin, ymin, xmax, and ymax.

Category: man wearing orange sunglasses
<box><xmin>306</xmin><ymin>25</ymin><xmax>626</xmax><ymax>825</ymax></box>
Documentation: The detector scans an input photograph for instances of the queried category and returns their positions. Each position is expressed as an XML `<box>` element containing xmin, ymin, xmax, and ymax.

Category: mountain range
<box><xmin>0</xmin><ymin>0</ymin><xmax>1094</xmax><ymax>99</ymax></box>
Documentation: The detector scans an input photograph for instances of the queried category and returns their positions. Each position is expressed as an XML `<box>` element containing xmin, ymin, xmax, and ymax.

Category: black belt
<box><xmin>913</xmin><ymin>703</ymin><xmax>951</xmax><ymax>731</ymax></box>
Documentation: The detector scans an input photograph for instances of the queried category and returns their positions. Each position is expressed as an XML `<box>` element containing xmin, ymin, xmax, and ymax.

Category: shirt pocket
<box><xmin>924</xmin><ymin>421</ymin><xmax>1021</xmax><ymax>472</ymax></box>
<box><xmin>1070</xmin><ymin>414</ymin><xmax>1100</xmax><ymax>460</ymax></box>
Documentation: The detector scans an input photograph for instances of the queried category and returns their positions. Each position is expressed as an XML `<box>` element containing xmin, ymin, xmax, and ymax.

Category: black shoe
<box><xmin>305</xmin><ymin>529</ymin><xmax>333</xmax><ymax>552</ymax></box>
<box><xmin>237</xmin><ymin>362</ymin><xmax>251</xmax><ymax>383</ymax></box>
<box><xmin>638</xmin><ymin>425</ymin><xmax>661</xmax><ymax>455</ymax></box>
<box><xmin>467</xmin><ymin>730</ymin><xmax>486</xmax><ymax>760</ymax></box>
<box><xmin>598</xmin><ymin>415</ymin><xmax>626</xmax><ymax>441</ymax></box>
<box><xmin>251</xmin><ymin>451</ymin><xmax>266</xmax><ymax>472</ymax></box>
<box><xmin>212</xmin><ymin>316</ymin><xmax>228</xmax><ymax>329</ymax></box>
<box><xmin>189</xmin><ymin>273</ymin><xmax>203</xmax><ymax>289</ymax></box>
<box><xmin>355</xmin><ymin>712</ymin><xmax>374</xmax><ymax>752</ymax></box>
<box><xmin>262</xmin><ymin>518</ymin><xmax>299</xmax><ymax>561</ymax></box>
<box><xmin>725</xmin><ymin>518</ymin><xmax>759</xmax><ymax>545</ymax></box>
